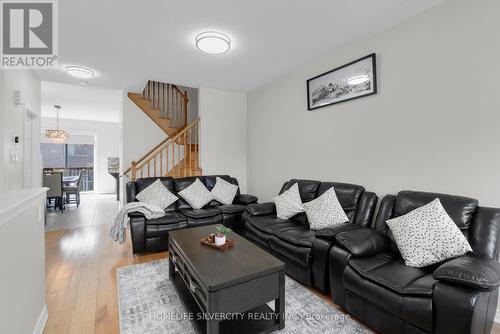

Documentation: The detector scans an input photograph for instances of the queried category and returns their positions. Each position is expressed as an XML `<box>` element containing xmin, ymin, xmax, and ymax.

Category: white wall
<box><xmin>0</xmin><ymin>70</ymin><xmax>42</xmax><ymax>191</ymax></box>
<box><xmin>0</xmin><ymin>189</ymin><xmax>47</xmax><ymax>334</ymax></box>
<box><xmin>247</xmin><ymin>0</ymin><xmax>500</xmax><ymax>206</ymax></box>
<box><xmin>41</xmin><ymin>118</ymin><xmax>121</xmax><ymax>194</ymax></box>
<box><xmin>199</xmin><ymin>87</ymin><xmax>247</xmax><ymax>192</ymax></box>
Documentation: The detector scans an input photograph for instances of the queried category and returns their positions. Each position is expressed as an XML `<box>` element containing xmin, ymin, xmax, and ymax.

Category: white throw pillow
<box><xmin>211</xmin><ymin>177</ymin><xmax>239</xmax><ymax>205</ymax></box>
<box><xmin>178</xmin><ymin>178</ymin><xmax>214</xmax><ymax>210</ymax></box>
<box><xmin>303</xmin><ymin>187</ymin><xmax>349</xmax><ymax>230</ymax></box>
<box><xmin>135</xmin><ymin>179</ymin><xmax>178</xmax><ymax>210</ymax></box>
<box><xmin>273</xmin><ymin>183</ymin><xmax>304</xmax><ymax>219</ymax></box>
<box><xmin>386</xmin><ymin>198</ymin><xmax>472</xmax><ymax>268</ymax></box>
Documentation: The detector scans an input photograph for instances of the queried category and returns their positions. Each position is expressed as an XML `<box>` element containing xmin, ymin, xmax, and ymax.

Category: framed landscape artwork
<box><xmin>307</xmin><ymin>53</ymin><xmax>377</xmax><ymax>111</ymax></box>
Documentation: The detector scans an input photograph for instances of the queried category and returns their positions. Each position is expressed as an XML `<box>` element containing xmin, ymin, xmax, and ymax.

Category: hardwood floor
<box><xmin>44</xmin><ymin>224</ymin><xmax>166</xmax><ymax>334</ymax></box>
<box><xmin>44</xmin><ymin>223</ymin><xmax>500</xmax><ymax>334</ymax></box>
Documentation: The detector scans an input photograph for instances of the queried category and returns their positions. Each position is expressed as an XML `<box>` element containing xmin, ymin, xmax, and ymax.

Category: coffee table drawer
<box><xmin>169</xmin><ymin>241</ymin><xmax>208</xmax><ymax>312</ymax></box>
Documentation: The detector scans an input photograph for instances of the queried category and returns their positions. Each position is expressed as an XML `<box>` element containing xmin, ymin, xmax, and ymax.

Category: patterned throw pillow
<box><xmin>135</xmin><ymin>179</ymin><xmax>178</xmax><ymax>210</ymax></box>
<box><xmin>303</xmin><ymin>187</ymin><xmax>349</xmax><ymax>230</ymax></box>
<box><xmin>273</xmin><ymin>183</ymin><xmax>304</xmax><ymax>219</ymax></box>
<box><xmin>211</xmin><ymin>177</ymin><xmax>239</xmax><ymax>205</ymax></box>
<box><xmin>386</xmin><ymin>198</ymin><xmax>472</xmax><ymax>268</ymax></box>
<box><xmin>178</xmin><ymin>178</ymin><xmax>214</xmax><ymax>210</ymax></box>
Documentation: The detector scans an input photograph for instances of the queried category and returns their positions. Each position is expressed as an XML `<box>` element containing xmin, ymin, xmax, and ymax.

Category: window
<box><xmin>41</xmin><ymin>143</ymin><xmax>95</xmax><ymax>191</ymax></box>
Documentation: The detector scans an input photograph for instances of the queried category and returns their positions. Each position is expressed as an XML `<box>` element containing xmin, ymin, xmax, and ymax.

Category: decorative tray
<box><xmin>200</xmin><ymin>235</ymin><xmax>234</xmax><ymax>251</ymax></box>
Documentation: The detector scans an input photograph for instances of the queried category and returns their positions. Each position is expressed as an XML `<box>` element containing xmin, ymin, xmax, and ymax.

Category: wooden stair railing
<box><xmin>124</xmin><ymin>118</ymin><xmax>201</xmax><ymax>181</ymax></box>
<box><xmin>143</xmin><ymin>80</ymin><xmax>189</xmax><ymax>129</ymax></box>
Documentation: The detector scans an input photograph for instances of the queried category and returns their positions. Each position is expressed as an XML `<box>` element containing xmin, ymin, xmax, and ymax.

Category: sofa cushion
<box><xmin>145</xmin><ymin>221</ymin><xmax>188</xmax><ymax>238</ymax></box>
<box><xmin>344</xmin><ymin>264</ymin><xmax>433</xmax><ymax>331</ymax></box>
<box><xmin>272</xmin><ymin>225</ymin><xmax>316</xmax><ymax>248</ymax></box>
<box><xmin>145</xmin><ymin>211</ymin><xmax>186</xmax><ymax>226</ymax></box>
<box><xmin>245</xmin><ymin>215</ymin><xmax>297</xmax><ymax>234</ymax></box>
<box><xmin>217</xmin><ymin>204</ymin><xmax>246</xmax><ymax>214</ymax></box>
<box><xmin>179</xmin><ymin>207</ymin><xmax>220</xmax><ymax>219</ymax></box>
<box><xmin>269</xmin><ymin>235</ymin><xmax>312</xmax><ymax>267</ymax></box>
<box><xmin>348</xmin><ymin>252</ymin><xmax>437</xmax><ymax>297</ymax></box>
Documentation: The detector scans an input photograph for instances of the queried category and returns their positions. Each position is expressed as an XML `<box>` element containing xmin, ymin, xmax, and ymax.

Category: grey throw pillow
<box><xmin>303</xmin><ymin>187</ymin><xmax>349</xmax><ymax>230</ymax></box>
<box><xmin>386</xmin><ymin>198</ymin><xmax>472</xmax><ymax>268</ymax></box>
<box><xmin>178</xmin><ymin>178</ymin><xmax>214</xmax><ymax>210</ymax></box>
<box><xmin>135</xmin><ymin>179</ymin><xmax>178</xmax><ymax>210</ymax></box>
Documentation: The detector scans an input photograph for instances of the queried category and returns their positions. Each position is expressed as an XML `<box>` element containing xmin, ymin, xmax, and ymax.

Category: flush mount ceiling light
<box><xmin>346</xmin><ymin>74</ymin><xmax>370</xmax><ymax>85</ymax></box>
<box><xmin>195</xmin><ymin>31</ymin><xmax>231</xmax><ymax>54</ymax></box>
<box><xmin>65</xmin><ymin>65</ymin><xmax>95</xmax><ymax>79</ymax></box>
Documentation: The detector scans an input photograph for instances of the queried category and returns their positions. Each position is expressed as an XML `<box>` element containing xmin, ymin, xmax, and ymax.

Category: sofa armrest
<box><xmin>335</xmin><ymin>228</ymin><xmax>389</xmax><ymax>256</ymax></box>
<box><xmin>314</xmin><ymin>223</ymin><xmax>361</xmax><ymax>241</ymax></box>
<box><xmin>433</xmin><ymin>256</ymin><xmax>500</xmax><ymax>290</ymax></box>
<box><xmin>246</xmin><ymin>202</ymin><xmax>276</xmax><ymax>216</ymax></box>
<box><xmin>128</xmin><ymin>211</ymin><xmax>145</xmax><ymax>219</ymax></box>
<box><xmin>236</xmin><ymin>194</ymin><xmax>258</xmax><ymax>205</ymax></box>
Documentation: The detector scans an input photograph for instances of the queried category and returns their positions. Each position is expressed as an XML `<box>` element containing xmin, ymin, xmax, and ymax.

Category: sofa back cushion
<box><xmin>279</xmin><ymin>179</ymin><xmax>321</xmax><ymax>202</ymax></box>
<box><xmin>133</xmin><ymin>177</ymin><xmax>177</xmax><ymax>211</ymax></box>
<box><xmin>317</xmin><ymin>182</ymin><xmax>364</xmax><ymax>223</ymax></box>
<box><xmin>394</xmin><ymin>191</ymin><xmax>478</xmax><ymax>231</ymax></box>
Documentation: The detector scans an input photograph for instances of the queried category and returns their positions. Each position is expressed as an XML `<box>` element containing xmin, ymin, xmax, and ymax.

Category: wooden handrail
<box><xmin>125</xmin><ymin>117</ymin><xmax>200</xmax><ymax>178</ymax></box>
<box><xmin>122</xmin><ymin>136</ymin><xmax>171</xmax><ymax>175</ymax></box>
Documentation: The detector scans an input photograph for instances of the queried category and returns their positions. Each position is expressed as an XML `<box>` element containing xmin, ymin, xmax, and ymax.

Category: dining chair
<box><xmin>43</xmin><ymin>173</ymin><xmax>65</xmax><ymax>212</ymax></box>
<box><xmin>63</xmin><ymin>170</ymin><xmax>83</xmax><ymax>207</ymax></box>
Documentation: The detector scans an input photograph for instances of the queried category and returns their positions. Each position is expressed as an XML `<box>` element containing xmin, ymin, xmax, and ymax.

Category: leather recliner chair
<box><xmin>126</xmin><ymin>175</ymin><xmax>257</xmax><ymax>253</ymax></box>
<box><xmin>242</xmin><ymin>179</ymin><xmax>377</xmax><ymax>293</ymax></box>
<box><xmin>328</xmin><ymin>190</ymin><xmax>500</xmax><ymax>334</ymax></box>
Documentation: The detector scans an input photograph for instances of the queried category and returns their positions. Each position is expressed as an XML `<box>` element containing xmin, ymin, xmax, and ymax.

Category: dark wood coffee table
<box><xmin>168</xmin><ymin>226</ymin><xmax>285</xmax><ymax>334</ymax></box>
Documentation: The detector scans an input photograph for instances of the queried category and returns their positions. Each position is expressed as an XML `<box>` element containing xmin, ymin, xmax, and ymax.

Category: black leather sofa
<box><xmin>328</xmin><ymin>190</ymin><xmax>500</xmax><ymax>334</ymax></box>
<box><xmin>242</xmin><ymin>179</ymin><xmax>377</xmax><ymax>293</ymax></box>
<box><xmin>126</xmin><ymin>175</ymin><xmax>257</xmax><ymax>253</ymax></box>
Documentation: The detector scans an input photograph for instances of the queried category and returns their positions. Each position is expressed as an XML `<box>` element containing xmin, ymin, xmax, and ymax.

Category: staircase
<box><xmin>124</xmin><ymin>80</ymin><xmax>202</xmax><ymax>181</ymax></box>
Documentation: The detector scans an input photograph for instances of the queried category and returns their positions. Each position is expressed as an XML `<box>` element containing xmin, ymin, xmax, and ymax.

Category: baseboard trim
<box><xmin>33</xmin><ymin>304</ymin><xmax>48</xmax><ymax>334</ymax></box>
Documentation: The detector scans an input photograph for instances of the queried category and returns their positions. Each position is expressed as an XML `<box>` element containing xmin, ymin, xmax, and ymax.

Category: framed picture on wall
<box><xmin>306</xmin><ymin>53</ymin><xmax>377</xmax><ymax>111</ymax></box>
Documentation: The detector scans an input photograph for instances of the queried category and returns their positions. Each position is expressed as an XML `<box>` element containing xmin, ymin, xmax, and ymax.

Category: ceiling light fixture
<box><xmin>346</xmin><ymin>75</ymin><xmax>370</xmax><ymax>85</ymax></box>
<box><xmin>65</xmin><ymin>65</ymin><xmax>95</xmax><ymax>79</ymax></box>
<box><xmin>195</xmin><ymin>31</ymin><xmax>231</xmax><ymax>54</ymax></box>
<box><xmin>45</xmin><ymin>105</ymin><xmax>69</xmax><ymax>144</ymax></box>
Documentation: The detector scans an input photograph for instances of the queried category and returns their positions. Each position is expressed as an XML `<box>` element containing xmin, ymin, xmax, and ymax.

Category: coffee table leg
<box><xmin>168</xmin><ymin>255</ymin><xmax>174</xmax><ymax>279</ymax></box>
<box><xmin>275</xmin><ymin>270</ymin><xmax>285</xmax><ymax>330</ymax></box>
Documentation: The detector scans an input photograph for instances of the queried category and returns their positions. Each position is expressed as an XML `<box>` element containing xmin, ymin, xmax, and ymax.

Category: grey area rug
<box><xmin>117</xmin><ymin>259</ymin><xmax>372</xmax><ymax>334</ymax></box>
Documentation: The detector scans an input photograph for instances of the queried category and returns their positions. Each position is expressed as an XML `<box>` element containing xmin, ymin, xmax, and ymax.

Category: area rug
<box><xmin>117</xmin><ymin>259</ymin><xmax>372</xmax><ymax>334</ymax></box>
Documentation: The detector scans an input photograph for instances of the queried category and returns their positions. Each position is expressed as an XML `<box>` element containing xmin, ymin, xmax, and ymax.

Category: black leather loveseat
<box><xmin>126</xmin><ymin>175</ymin><xmax>257</xmax><ymax>253</ymax></box>
<box><xmin>242</xmin><ymin>179</ymin><xmax>377</xmax><ymax>293</ymax></box>
<box><xmin>328</xmin><ymin>190</ymin><xmax>500</xmax><ymax>334</ymax></box>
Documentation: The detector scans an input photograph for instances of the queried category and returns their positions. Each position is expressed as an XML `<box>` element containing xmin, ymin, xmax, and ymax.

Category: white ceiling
<box><xmin>41</xmin><ymin>81</ymin><xmax>122</xmax><ymax>123</ymax></box>
<box><xmin>36</xmin><ymin>0</ymin><xmax>445</xmax><ymax>93</ymax></box>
